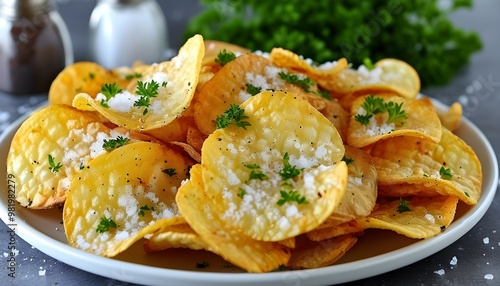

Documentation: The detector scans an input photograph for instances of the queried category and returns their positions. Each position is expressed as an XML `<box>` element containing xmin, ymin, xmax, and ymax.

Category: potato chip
<box><xmin>318</xmin><ymin>99</ymin><xmax>349</xmax><ymax>142</ymax></box>
<box><xmin>6</xmin><ymin>105</ymin><xmax>114</xmax><ymax>208</ymax></box>
<box><xmin>357</xmin><ymin>196</ymin><xmax>459</xmax><ymax>239</ymax></box>
<box><xmin>200</xmin><ymin>91</ymin><xmax>347</xmax><ymax>241</ymax></box>
<box><xmin>143</xmin><ymin>222</ymin><xmax>210</xmax><ymax>252</ymax></box>
<box><xmin>330</xmin><ymin>58</ymin><xmax>420</xmax><ymax>99</ymax></box>
<box><xmin>72</xmin><ymin>34</ymin><xmax>205</xmax><ymax>131</ymax></box>
<box><xmin>348</xmin><ymin>94</ymin><xmax>442</xmax><ymax>148</ymax></box>
<box><xmin>203</xmin><ymin>40</ymin><xmax>250</xmax><ymax>65</ymax></box>
<box><xmin>438</xmin><ymin>101</ymin><xmax>462</xmax><ymax>132</ymax></box>
<box><xmin>176</xmin><ymin>165</ymin><xmax>291</xmax><ymax>273</ymax></box>
<box><xmin>48</xmin><ymin>62</ymin><xmax>124</xmax><ymax>106</ymax></box>
<box><xmin>269</xmin><ymin>47</ymin><xmax>348</xmax><ymax>83</ymax></box>
<box><xmin>63</xmin><ymin>142</ymin><xmax>193</xmax><ymax>257</ymax></box>
<box><xmin>306</xmin><ymin>220</ymin><xmax>364</xmax><ymax>241</ymax></box>
<box><xmin>194</xmin><ymin>53</ymin><xmax>335</xmax><ymax>135</ymax></box>
<box><xmin>370</xmin><ymin>127</ymin><xmax>482</xmax><ymax>205</ymax></box>
<box><xmin>319</xmin><ymin>145</ymin><xmax>377</xmax><ymax>228</ymax></box>
<box><xmin>287</xmin><ymin>234</ymin><xmax>358</xmax><ymax>269</ymax></box>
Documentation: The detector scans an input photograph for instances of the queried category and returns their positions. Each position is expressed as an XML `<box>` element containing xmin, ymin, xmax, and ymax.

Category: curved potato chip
<box><xmin>306</xmin><ymin>220</ymin><xmax>364</xmax><ymax>242</ymax></box>
<box><xmin>63</xmin><ymin>142</ymin><xmax>193</xmax><ymax>257</ymax></box>
<box><xmin>143</xmin><ymin>222</ymin><xmax>209</xmax><ymax>252</ymax></box>
<box><xmin>370</xmin><ymin>127</ymin><xmax>482</xmax><ymax>205</ymax></box>
<box><xmin>287</xmin><ymin>234</ymin><xmax>358</xmax><ymax>269</ymax></box>
<box><xmin>330</xmin><ymin>58</ymin><xmax>420</xmax><ymax>99</ymax></box>
<box><xmin>201</xmin><ymin>91</ymin><xmax>347</xmax><ymax>241</ymax></box>
<box><xmin>203</xmin><ymin>40</ymin><xmax>250</xmax><ymax>65</ymax></box>
<box><xmin>6</xmin><ymin>105</ymin><xmax>113</xmax><ymax>208</ymax></box>
<box><xmin>194</xmin><ymin>53</ymin><xmax>332</xmax><ymax>135</ymax></box>
<box><xmin>438</xmin><ymin>101</ymin><xmax>463</xmax><ymax>131</ymax></box>
<box><xmin>176</xmin><ymin>165</ymin><xmax>291</xmax><ymax>273</ymax></box>
<box><xmin>72</xmin><ymin>34</ymin><xmax>204</xmax><ymax>131</ymax></box>
<box><xmin>357</xmin><ymin>196</ymin><xmax>459</xmax><ymax>239</ymax></box>
<box><xmin>320</xmin><ymin>146</ymin><xmax>377</xmax><ymax>228</ymax></box>
<box><xmin>319</xmin><ymin>99</ymin><xmax>349</xmax><ymax>142</ymax></box>
<box><xmin>49</xmin><ymin>62</ymin><xmax>125</xmax><ymax>106</ymax></box>
<box><xmin>348</xmin><ymin>94</ymin><xmax>442</xmax><ymax>148</ymax></box>
<box><xmin>269</xmin><ymin>47</ymin><xmax>348</xmax><ymax>83</ymax></box>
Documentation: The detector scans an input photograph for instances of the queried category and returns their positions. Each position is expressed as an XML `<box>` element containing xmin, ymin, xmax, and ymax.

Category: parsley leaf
<box><xmin>138</xmin><ymin>205</ymin><xmax>151</xmax><ymax>216</ymax></box>
<box><xmin>237</xmin><ymin>188</ymin><xmax>247</xmax><ymax>198</ymax></box>
<box><xmin>354</xmin><ymin>95</ymin><xmax>407</xmax><ymax>126</ymax></box>
<box><xmin>48</xmin><ymin>154</ymin><xmax>62</xmax><ymax>173</ymax></box>
<box><xmin>215</xmin><ymin>104</ymin><xmax>251</xmax><ymax>130</ymax></box>
<box><xmin>341</xmin><ymin>156</ymin><xmax>354</xmax><ymax>165</ymax></box>
<box><xmin>439</xmin><ymin>166</ymin><xmax>453</xmax><ymax>180</ymax></box>
<box><xmin>244</xmin><ymin>163</ymin><xmax>268</xmax><ymax>181</ymax></box>
<box><xmin>215</xmin><ymin>49</ymin><xmax>236</xmax><ymax>66</ymax></box>
<box><xmin>278</xmin><ymin>71</ymin><xmax>315</xmax><ymax>92</ymax></box>
<box><xmin>134</xmin><ymin>80</ymin><xmax>160</xmax><ymax>115</ymax></box>
<box><xmin>162</xmin><ymin>168</ymin><xmax>177</xmax><ymax>177</ymax></box>
<box><xmin>102</xmin><ymin>136</ymin><xmax>129</xmax><ymax>151</ymax></box>
<box><xmin>279</xmin><ymin>153</ymin><xmax>303</xmax><ymax>180</ymax></box>
<box><xmin>363</xmin><ymin>57</ymin><xmax>375</xmax><ymax>70</ymax></box>
<box><xmin>245</xmin><ymin>83</ymin><xmax>261</xmax><ymax>96</ymax></box>
<box><xmin>96</xmin><ymin>217</ymin><xmax>117</xmax><ymax>233</ymax></box>
<box><xmin>312</xmin><ymin>90</ymin><xmax>332</xmax><ymax>100</ymax></box>
<box><xmin>385</xmin><ymin>101</ymin><xmax>407</xmax><ymax>124</ymax></box>
<box><xmin>100</xmin><ymin>83</ymin><xmax>122</xmax><ymax>107</ymax></box>
<box><xmin>277</xmin><ymin>190</ymin><xmax>308</xmax><ymax>206</ymax></box>
<box><xmin>397</xmin><ymin>198</ymin><xmax>411</xmax><ymax>213</ymax></box>
<box><xmin>125</xmin><ymin>72</ymin><xmax>142</xmax><ymax>80</ymax></box>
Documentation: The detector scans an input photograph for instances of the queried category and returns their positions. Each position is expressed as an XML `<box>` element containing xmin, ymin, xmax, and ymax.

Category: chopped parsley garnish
<box><xmin>363</xmin><ymin>57</ymin><xmax>375</xmax><ymax>70</ymax></box>
<box><xmin>134</xmin><ymin>80</ymin><xmax>160</xmax><ymax>115</ymax></box>
<box><xmin>101</xmin><ymin>83</ymin><xmax>122</xmax><ymax>100</ymax></box>
<box><xmin>277</xmin><ymin>190</ymin><xmax>308</xmax><ymax>206</ymax></box>
<box><xmin>245</xmin><ymin>83</ymin><xmax>261</xmax><ymax>96</ymax></box>
<box><xmin>312</xmin><ymin>90</ymin><xmax>332</xmax><ymax>100</ymax></box>
<box><xmin>278</xmin><ymin>71</ymin><xmax>315</xmax><ymax>92</ymax></box>
<box><xmin>464</xmin><ymin>191</ymin><xmax>470</xmax><ymax>198</ymax></box>
<box><xmin>341</xmin><ymin>156</ymin><xmax>354</xmax><ymax>165</ymax></box>
<box><xmin>354</xmin><ymin>95</ymin><xmax>407</xmax><ymax>126</ymax></box>
<box><xmin>237</xmin><ymin>188</ymin><xmax>247</xmax><ymax>198</ymax></box>
<box><xmin>125</xmin><ymin>72</ymin><xmax>142</xmax><ymax>80</ymax></box>
<box><xmin>215</xmin><ymin>104</ymin><xmax>251</xmax><ymax>130</ymax></box>
<box><xmin>102</xmin><ymin>136</ymin><xmax>129</xmax><ymax>151</ymax></box>
<box><xmin>397</xmin><ymin>198</ymin><xmax>411</xmax><ymax>213</ymax></box>
<box><xmin>215</xmin><ymin>49</ymin><xmax>236</xmax><ymax>66</ymax></box>
<box><xmin>89</xmin><ymin>72</ymin><xmax>95</xmax><ymax>80</ymax></box>
<box><xmin>138</xmin><ymin>205</ymin><xmax>151</xmax><ymax>216</ymax></box>
<box><xmin>244</xmin><ymin>163</ymin><xmax>268</xmax><ymax>181</ymax></box>
<box><xmin>96</xmin><ymin>217</ymin><xmax>117</xmax><ymax>233</ymax></box>
<box><xmin>48</xmin><ymin>154</ymin><xmax>62</xmax><ymax>173</ymax></box>
<box><xmin>279</xmin><ymin>153</ymin><xmax>303</xmax><ymax>180</ymax></box>
<box><xmin>79</xmin><ymin>160</ymin><xmax>85</xmax><ymax>170</ymax></box>
<box><xmin>439</xmin><ymin>166</ymin><xmax>453</xmax><ymax>180</ymax></box>
<box><xmin>423</xmin><ymin>173</ymin><xmax>429</xmax><ymax>177</ymax></box>
<box><xmin>162</xmin><ymin>168</ymin><xmax>177</xmax><ymax>177</ymax></box>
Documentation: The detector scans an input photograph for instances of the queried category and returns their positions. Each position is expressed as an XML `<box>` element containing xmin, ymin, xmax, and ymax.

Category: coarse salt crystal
<box><xmin>484</xmin><ymin>274</ymin><xmax>494</xmax><ymax>280</ymax></box>
<box><xmin>38</xmin><ymin>269</ymin><xmax>46</xmax><ymax>276</ymax></box>
<box><xmin>434</xmin><ymin>269</ymin><xmax>445</xmax><ymax>275</ymax></box>
<box><xmin>450</xmin><ymin>256</ymin><xmax>457</xmax><ymax>266</ymax></box>
<box><xmin>424</xmin><ymin>214</ymin><xmax>436</xmax><ymax>224</ymax></box>
<box><xmin>483</xmin><ymin>237</ymin><xmax>490</xmax><ymax>244</ymax></box>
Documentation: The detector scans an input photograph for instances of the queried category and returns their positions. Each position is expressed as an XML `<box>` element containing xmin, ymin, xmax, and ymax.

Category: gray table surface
<box><xmin>1</xmin><ymin>1</ymin><xmax>499</xmax><ymax>285</ymax></box>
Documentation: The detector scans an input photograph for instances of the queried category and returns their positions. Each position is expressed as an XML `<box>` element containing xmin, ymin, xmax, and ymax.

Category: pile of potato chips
<box><xmin>6</xmin><ymin>34</ymin><xmax>482</xmax><ymax>272</ymax></box>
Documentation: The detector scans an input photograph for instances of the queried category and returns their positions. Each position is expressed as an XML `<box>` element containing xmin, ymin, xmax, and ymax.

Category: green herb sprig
<box><xmin>215</xmin><ymin>49</ymin><xmax>236</xmax><ymax>66</ymax></box>
<box><xmin>215</xmin><ymin>104</ymin><xmax>251</xmax><ymax>130</ymax></box>
<box><xmin>96</xmin><ymin>217</ymin><xmax>117</xmax><ymax>233</ymax></box>
<box><xmin>102</xmin><ymin>136</ymin><xmax>129</xmax><ymax>151</ymax></box>
<box><xmin>134</xmin><ymin>80</ymin><xmax>160</xmax><ymax>115</ymax></box>
<box><xmin>277</xmin><ymin>190</ymin><xmax>308</xmax><ymax>206</ymax></box>
<box><xmin>48</xmin><ymin>154</ymin><xmax>62</xmax><ymax>173</ymax></box>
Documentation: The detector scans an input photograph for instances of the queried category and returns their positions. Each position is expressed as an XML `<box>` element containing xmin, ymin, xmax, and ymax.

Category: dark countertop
<box><xmin>1</xmin><ymin>1</ymin><xmax>499</xmax><ymax>285</ymax></box>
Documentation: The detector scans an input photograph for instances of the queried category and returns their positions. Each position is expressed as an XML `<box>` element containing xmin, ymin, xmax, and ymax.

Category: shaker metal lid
<box><xmin>0</xmin><ymin>0</ymin><xmax>54</xmax><ymax>18</ymax></box>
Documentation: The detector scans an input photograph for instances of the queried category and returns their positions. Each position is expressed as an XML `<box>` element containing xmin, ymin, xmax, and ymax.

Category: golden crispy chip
<box><xmin>143</xmin><ymin>222</ymin><xmax>210</xmax><ymax>252</ymax></box>
<box><xmin>306</xmin><ymin>220</ymin><xmax>364</xmax><ymax>241</ymax></box>
<box><xmin>287</xmin><ymin>234</ymin><xmax>358</xmax><ymax>269</ymax></box>
<box><xmin>176</xmin><ymin>165</ymin><xmax>291</xmax><ymax>273</ymax></box>
<box><xmin>357</xmin><ymin>196</ymin><xmax>459</xmax><ymax>239</ymax></box>
<box><xmin>6</xmin><ymin>105</ymin><xmax>114</xmax><ymax>208</ymax></box>
<box><xmin>320</xmin><ymin>146</ymin><xmax>377</xmax><ymax>228</ymax></box>
<box><xmin>269</xmin><ymin>47</ymin><xmax>348</xmax><ymax>83</ymax></box>
<box><xmin>194</xmin><ymin>53</ymin><xmax>332</xmax><ymax>135</ymax></box>
<box><xmin>348</xmin><ymin>94</ymin><xmax>442</xmax><ymax>148</ymax></box>
<box><xmin>64</xmin><ymin>142</ymin><xmax>193</xmax><ymax>257</ymax></box>
<box><xmin>201</xmin><ymin>91</ymin><xmax>347</xmax><ymax>241</ymax></box>
<box><xmin>438</xmin><ymin>101</ymin><xmax>462</xmax><ymax>132</ymax></box>
<box><xmin>49</xmin><ymin>62</ymin><xmax>125</xmax><ymax>106</ymax></box>
<box><xmin>72</xmin><ymin>34</ymin><xmax>204</xmax><ymax>131</ymax></box>
<box><xmin>203</xmin><ymin>40</ymin><xmax>250</xmax><ymax>65</ymax></box>
<box><xmin>319</xmin><ymin>99</ymin><xmax>349</xmax><ymax>142</ymax></box>
<box><xmin>378</xmin><ymin>183</ymin><xmax>441</xmax><ymax>197</ymax></box>
<box><xmin>370</xmin><ymin>127</ymin><xmax>482</xmax><ymax>204</ymax></box>
<box><xmin>331</xmin><ymin>58</ymin><xmax>420</xmax><ymax>99</ymax></box>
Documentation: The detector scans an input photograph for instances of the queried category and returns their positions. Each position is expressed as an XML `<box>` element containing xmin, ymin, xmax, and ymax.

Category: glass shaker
<box><xmin>0</xmin><ymin>0</ymin><xmax>73</xmax><ymax>95</ymax></box>
<box><xmin>89</xmin><ymin>0</ymin><xmax>168</xmax><ymax>69</ymax></box>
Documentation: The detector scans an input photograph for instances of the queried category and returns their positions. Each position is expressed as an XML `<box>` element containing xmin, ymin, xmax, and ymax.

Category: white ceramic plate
<box><xmin>0</xmin><ymin>100</ymin><xmax>498</xmax><ymax>286</ymax></box>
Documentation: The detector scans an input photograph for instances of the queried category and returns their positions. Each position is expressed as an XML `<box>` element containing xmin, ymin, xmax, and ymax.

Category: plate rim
<box><xmin>0</xmin><ymin>99</ymin><xmax>498</xmax><ymax>286</ymax></box>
